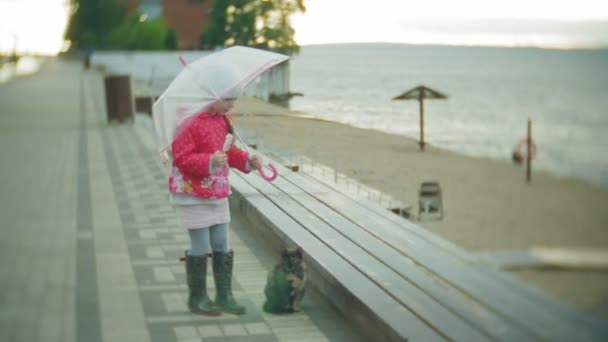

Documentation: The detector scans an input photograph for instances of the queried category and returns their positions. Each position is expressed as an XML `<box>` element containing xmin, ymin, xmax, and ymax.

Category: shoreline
<box><xmin>235</xmin><ymin>97</ymin><xmax>607</xmax><ymax>191</ymax></box>
<box><xmin>233</xmin><ymin>96</ymin><xmax>608</xmax><ymax>318</ymax></box>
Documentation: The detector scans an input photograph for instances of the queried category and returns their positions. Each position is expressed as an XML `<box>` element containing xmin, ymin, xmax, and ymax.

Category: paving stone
<box><xmin>244</xmin><ymin>322</ymin><xmax>272</xmax><ymax>335</ymax></box>
<box><xmin>147</xmin><ymin>315</ymin><xmax>194</xmax><ymax>324</ymax></box>
<box><xmin>173</xmin><ymin>326</ymin><xmax>198</xmax><ymax>339</ymax></box>
<box><xmin>221</xmin><ymin>323</ymin><xmax>248</xmax><ymax>337</ymax></box>
<box><xmin>140</xmin><ymin>230</ymin><xmax>158</xmax><ymax>240</ymax></box>
<box><xmin>176</xmin><ymin>338</ymin><xmax>200</xmax><ymax>342</ymax></box>
<box><xmin>146</xmin><ymin>247</ymin><xmax>165</xmax><ymax>258</ymax></box>
<box><xmin>197</xmin><ymin>324</ymin><xmax>223</xmax><ymax>338</ymax></box>
<box><xmin>153</xmin><ymin>267</ymin><xmax>177</xmax><ymax>282</ymax></box>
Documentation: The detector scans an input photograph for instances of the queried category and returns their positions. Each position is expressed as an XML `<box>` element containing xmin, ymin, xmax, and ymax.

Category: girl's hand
<box><xmin>249</xmin><ymin>154</ymin><xmax>263</xmax><ymax>170</ymax></box>
<box><xmin>211</xmin><ymin>151</ymin><xmax>227</xmax><ymax>168</ymax></box>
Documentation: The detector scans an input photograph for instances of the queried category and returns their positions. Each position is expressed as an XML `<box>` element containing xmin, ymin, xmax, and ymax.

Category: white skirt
<box><xmin>174</xmin><ymin>199</ymin><xmax>230</xmax><ymax>229</ymax></box>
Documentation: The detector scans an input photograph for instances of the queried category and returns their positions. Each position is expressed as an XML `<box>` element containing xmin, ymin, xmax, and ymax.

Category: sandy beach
<box><xmin>233</xmin><ymin>97</ymin><xmax>608</xmax><ymax>319</ymax></box>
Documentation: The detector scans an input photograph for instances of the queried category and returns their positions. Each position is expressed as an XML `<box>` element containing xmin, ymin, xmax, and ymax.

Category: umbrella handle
<box><xmin>179</xmin><ymin>56</ymin><xmax>188</xmax><ymax>66</ymax></box>
<box><xmin>257</xmin><ymin>162</ymin><xmax>278</xmax><ymax>182</ymax></box>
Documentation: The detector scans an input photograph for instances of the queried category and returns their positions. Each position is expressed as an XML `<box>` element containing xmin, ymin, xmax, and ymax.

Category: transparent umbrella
<box><xmin>153</xmin><ymin>46</ymin><xmax>289</xmax><ymax>181</ymax></box>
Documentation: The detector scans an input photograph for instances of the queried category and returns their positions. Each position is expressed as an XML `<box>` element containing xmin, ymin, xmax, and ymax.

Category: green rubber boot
<box><xmin>212</xmin><ymin>250</ymin><xmax>246</xmax><ymax>315</ymax></box>
<box><xmin>184</xmin><ymin>251</ymin><xmax>221</xmax><ymax>316</ymax></box>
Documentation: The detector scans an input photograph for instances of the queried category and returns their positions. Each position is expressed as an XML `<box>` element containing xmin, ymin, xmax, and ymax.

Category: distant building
<box><xmin>124</xmin><ymin>0</ymin><xmax>211</xmax><ymax>50</ymax></box>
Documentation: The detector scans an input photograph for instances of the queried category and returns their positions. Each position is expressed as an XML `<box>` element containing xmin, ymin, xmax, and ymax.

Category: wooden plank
<box><xmin>234</xmin><ymin>172</ymin><xmax>488</xmax><ymax>341</ymax></box>
<box><xmin>279</xmin><ymin>170</ymin><xmax>599</xmax><ymax>327</ymax></box>
<box><xmin>265</xmin><ymin>168</ymin><xmax>535</xmax><ymax>339</ymax></box>
<box><xmin>282</xmin><ymin>170</ymin><xmax>474</xmax><ymax>263</ymax></box>
<box><xmin>237</xmin><ymin>168</ymin><xmax>287</xmax><ymax>196</ymax></box>
<box><xmin>302</xmin><ymin>185</ymin><xmax>608</xmax><ymax>336</ymax></box>
<box><xmin>290</xmin><ymin>194</ymin><xmax>530</xmax><ymax>341</ymax></box>
<box><xmin>339</xmin><ymin>181</ymin><xmax>607</xmax><ymax>333</ymax></box>
<box><xmin>322</xmin><ymin>196</ymin><xmax>604</xmax><ymax>341</ymax></box>
<box><xmin>477</xmin><ymin>247</ymin><xmax>608</xmax><ymax>270</ymax></box>
<box><xmin>276</xmin><ymin>169</ymin><xmax>334</xmax><ymax>195</ymax></box>
<box><xmin>525</xmin><ymin>247</ymin><xmax>608</xmax><ymax>270</ymax></box>
<box><xmin>236</xmin><ymin>156</ymin><xmax>608</xmax><ymax>340</ymax></box>
<box><xmin>230</xmin><ymin>178</ymin><xmax>444</xmax><ymax>341</ymax></box>
<box><xmin>333</xmin><ymin>186</ymin><xmax>580</xmax><ymax>302</ymax></box>
<box><xmin>289</xmin><ymin>194</ymin><xmax>533</xmax><ymax>341</ymax></box>
<box><xmin>230</xmin><ymin>171</ymin><xmax>263</xmax><ymax>197</ymax></box>
<box><xmin>266</xmin><ymin>157</ymin><xmax>336</xmax><ymax>195</ymax></box>
<box><xmin>305</xmin><ymin>192</ymin><xmax>604</xmax><ymax>341</ymax></box>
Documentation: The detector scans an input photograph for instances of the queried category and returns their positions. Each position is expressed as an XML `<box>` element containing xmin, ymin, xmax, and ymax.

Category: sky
<box><xmin>0</xmin><ymin>0</ymin><xmax>70</xmax><ymax>55</ymax></box>
<box><xmin>292</xmin><ymin>0</ymin><xmax>608</xmax><ymax>48</ymax></box>
<box><xmin>1</xmin><ymin>0</ymin><xmax>608</xmax><ymax>55</ymax></box>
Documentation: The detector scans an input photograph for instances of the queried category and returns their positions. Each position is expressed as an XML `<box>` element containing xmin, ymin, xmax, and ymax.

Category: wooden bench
<box><xmin>230</xmin><ymin>158</ymin><xmax>608</xmax><ymax>341</ymax></box>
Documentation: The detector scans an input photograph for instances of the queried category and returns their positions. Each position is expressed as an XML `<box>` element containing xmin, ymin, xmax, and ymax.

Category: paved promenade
<box><xmin>0</xmin><ymin>58</ymin><xmax>361</xmax><ymax>342</ymax></box>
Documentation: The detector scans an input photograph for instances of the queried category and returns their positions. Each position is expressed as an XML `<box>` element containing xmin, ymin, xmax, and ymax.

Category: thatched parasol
<box><xmin>392</xmin><ymin>85</ymin><xmax>447</xmax><ymax>151</ymax></box>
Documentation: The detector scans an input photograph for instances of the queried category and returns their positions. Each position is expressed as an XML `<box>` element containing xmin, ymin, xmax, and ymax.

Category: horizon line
<box><xmin>3</xmin><ymin>41</ymin><xmax>607</xmax><ymax>57</ymax></box>
<box><xmin>296</xmin><ymin>41</ymin><xmax>608</xmax><ymax>51</ymax></box>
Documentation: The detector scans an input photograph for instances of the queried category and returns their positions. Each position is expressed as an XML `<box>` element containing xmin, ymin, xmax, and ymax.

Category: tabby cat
<box><xmin>262</xmin><ymin>247</ymin><xmax>306</xmax><ymax>314</ymax></box>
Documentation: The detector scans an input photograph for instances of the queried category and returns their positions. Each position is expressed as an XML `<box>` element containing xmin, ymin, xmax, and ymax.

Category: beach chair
<box><xmin>418</xmin><ymin>181</ymin><xmax>443</xmax><ymax>220</ymax></box>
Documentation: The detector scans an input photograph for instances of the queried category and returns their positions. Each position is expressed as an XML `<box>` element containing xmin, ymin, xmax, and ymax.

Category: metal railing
<box><xmin>238</xmin><ymin>128</ymin><xmax>411</xmax><ymax>217</ymax></box>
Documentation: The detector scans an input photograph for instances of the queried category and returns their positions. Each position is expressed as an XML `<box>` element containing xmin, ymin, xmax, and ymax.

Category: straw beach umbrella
<box><xmin>393</xmin><ymin>85</ymin><xmax>447</xmax><ymax>151</ymax></box>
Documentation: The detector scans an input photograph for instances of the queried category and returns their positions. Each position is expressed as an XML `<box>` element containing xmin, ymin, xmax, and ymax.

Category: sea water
<box><xmin>289</xmin><ymin>43</ymin><xmax>608</xmax><ymax>187</ymax></box>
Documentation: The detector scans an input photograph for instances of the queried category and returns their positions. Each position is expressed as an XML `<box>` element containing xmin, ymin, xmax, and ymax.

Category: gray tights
<box><xmin>188</xmin><ymin>223</ymin><xmax>230</xmax><ymax>256</ymax></box>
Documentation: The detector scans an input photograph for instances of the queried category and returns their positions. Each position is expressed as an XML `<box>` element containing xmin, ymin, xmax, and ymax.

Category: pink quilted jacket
<box><xmin>169</xmin><ymin>113</ymin><xmax>250</xmax><ymax>199</ymax></box>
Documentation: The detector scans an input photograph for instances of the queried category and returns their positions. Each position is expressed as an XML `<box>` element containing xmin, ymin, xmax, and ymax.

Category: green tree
<box><xmin>201</xmin><ymin>0</ymin><xmax>229</xmax><ymax>48</ymax></box>
<box><xmin>132</xmin><ymin>18</ymin><xmax>170</xmax><ymax>50</ymax></box>
<box><xmin>65</xmin><ymin>0</ymin><xmax>125</xmax><ymax>49</ymax></box>
<box><xmin>66</xmin><ymin>0</ymin><xmax>178</xmax><ymax>51</ymax></box>
<box><xmin>258</xmin><ymin>0</ymin><xmax>305</xmax><ymax>53</ymax></box>
<box><xmin>165</xmin><ymin>28</ymin><xmax>179</xmax><ymax>50</ymax></box>
<box><xmin>105</xmin><ymin>15</ymin><xmax>176</xmax><ymax>51</ymax></box>
<box><xmin>201</xmin><ymin>0</ymin><xmax>306</xmax><ymax>54</ymax></box>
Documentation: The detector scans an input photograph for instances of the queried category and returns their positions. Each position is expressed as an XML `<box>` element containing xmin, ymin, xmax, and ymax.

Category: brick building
<box><xmin>124</xmin><ymin>0</ymin><xmax>211</xmax><ymax>49</ymax></box>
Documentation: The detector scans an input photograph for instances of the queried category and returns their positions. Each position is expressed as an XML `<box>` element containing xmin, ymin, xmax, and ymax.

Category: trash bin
<box><xmin>135</xmin><ymin>96</ymin><xmax>154</xmax><ymax>116</ymax></box>
<box><xmin>104</xmin><ymin>74</ymin><xmax>133</xmax><ymax>123</ymax></box>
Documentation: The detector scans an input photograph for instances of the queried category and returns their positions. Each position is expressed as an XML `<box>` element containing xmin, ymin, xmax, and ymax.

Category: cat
<box><xmin>262</xmin><ymin>247</ymin><xmax>306</xmax><ymax>314</ymax></box>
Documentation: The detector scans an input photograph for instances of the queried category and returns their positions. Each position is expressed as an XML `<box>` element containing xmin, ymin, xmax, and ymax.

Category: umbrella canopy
<box><xmin>392</xmin><ymin>85</ymin><xmax>447</xmax><ymax>101</ymax></box>
<box><xmin>392</xmin><ymin>85</ymin><xmax>447</xmax><ymax>151</ymax></box>
<box><xmin>152</xmin><ymin>46</ymin><xmax>289</xmax><ymax>152</ymax></box>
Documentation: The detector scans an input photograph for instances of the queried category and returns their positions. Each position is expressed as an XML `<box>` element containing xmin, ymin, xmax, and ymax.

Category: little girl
<box><xmin>170</xmin><ymin>95</ymin><xmax>262</xmax><ymax>316</ymax></box>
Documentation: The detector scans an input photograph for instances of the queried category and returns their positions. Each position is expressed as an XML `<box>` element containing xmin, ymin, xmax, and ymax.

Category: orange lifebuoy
<box><xmin>516</xmin><ymin>138</ymin><xmax>537</xmax><ymax>161</ymax></box>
